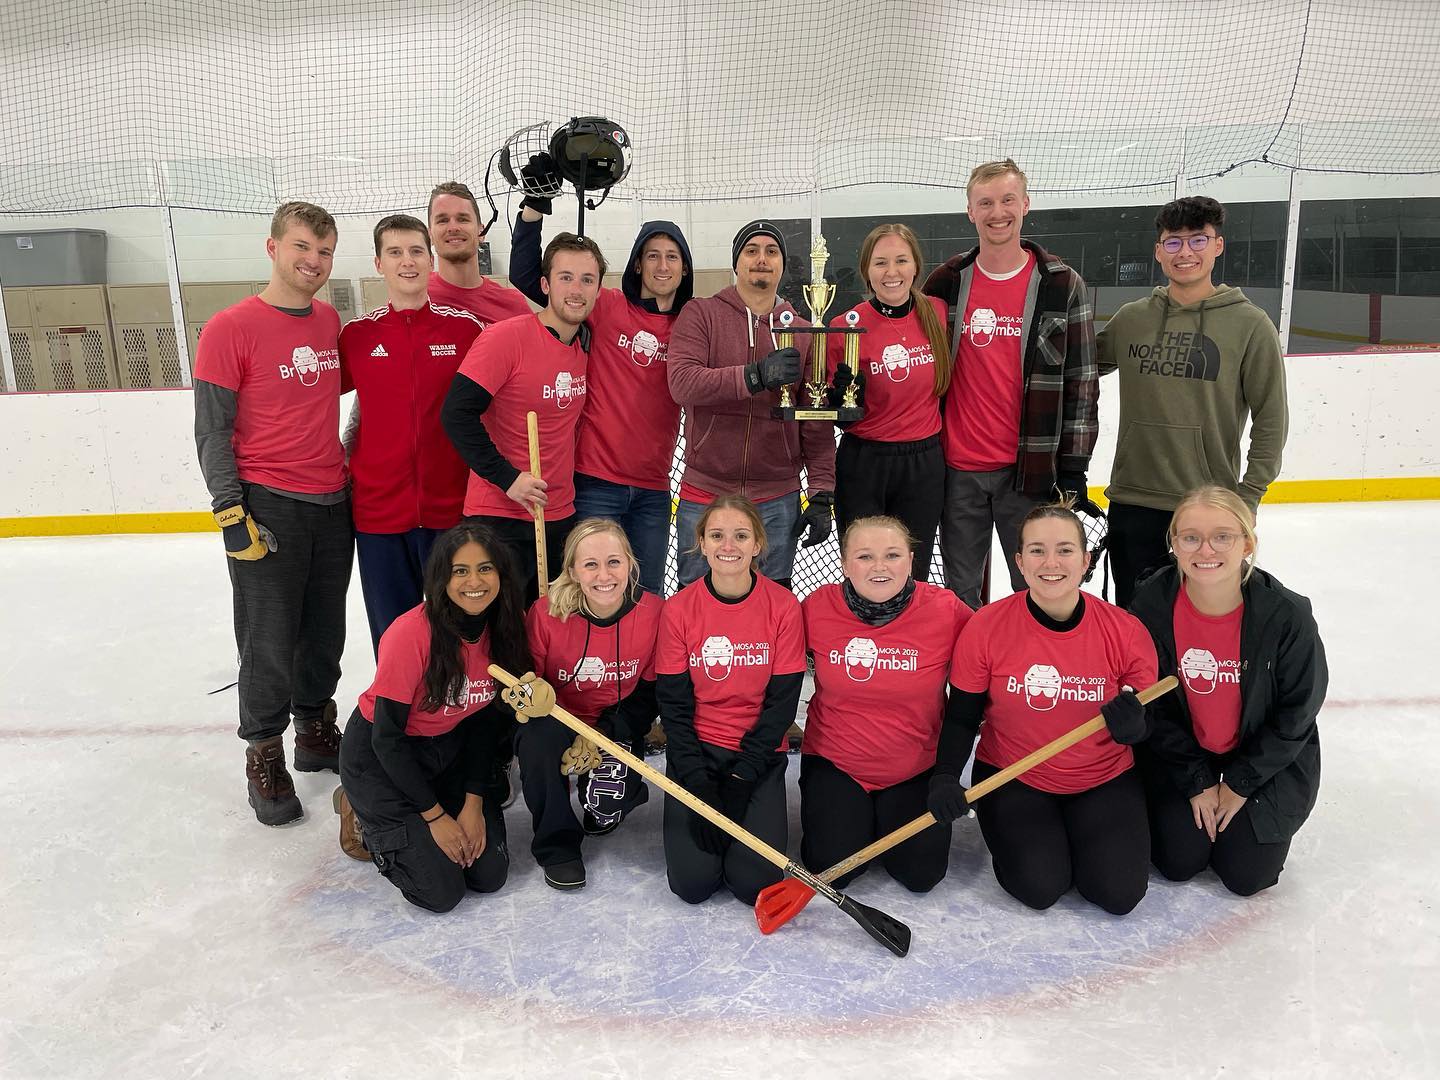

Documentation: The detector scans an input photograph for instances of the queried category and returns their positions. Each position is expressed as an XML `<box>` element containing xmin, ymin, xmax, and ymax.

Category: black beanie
<box><xmin>732</xmin><ymin>221</ymin><xmax>787</xmax><ymax>269</ymax></box>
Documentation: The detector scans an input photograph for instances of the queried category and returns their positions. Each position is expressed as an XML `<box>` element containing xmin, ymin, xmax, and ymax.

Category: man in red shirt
<box><xmin>508</xmin><ymin>162</ymin><xmax>694</xmax><ymax>595</ymax></box>
<box><xmin>339</xmin><ymin>214</ymin><xmax>484</xmax><ymax>651</ymax></box>
<box><xmin>425</xmin><ymin>180</ymin><xmax>533</xmax><ymax>328</ymax></box>
<box><xmin>441</xmin><ymin>232</ymin><xmax>605</xmax><ymax>601</ymax></box>
<box><xmin>923</xmin><ymin>160</ymin><xmax>1098</xmax><ymax>609</ymax></box>
<box><xmin>193</xmin><ymin>202</ymin><xmax>352</xmax><ymax>827</ymax></box>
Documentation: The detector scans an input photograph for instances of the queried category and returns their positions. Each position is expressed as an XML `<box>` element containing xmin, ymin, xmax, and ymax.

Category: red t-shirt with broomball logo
<box><xmin>825</xmin><ymin>298</ymin><xmax>947</xmax><ymax>443</ymax></box>
<box><xmin>358</xmin><ymin>605</ymin><xmax>498</xmax><ymax>737</ymax></box>
<box><xmin>943</xmin><ymin>255</ymin><xmax>1033</xmax><ymax>472</ymax></box>
<box><xmin>951</xmin><ymin>590</ymin><xmax>1157</xmax><ymax>794</ymax></box>
<box><xmin>457</xmin><ymin>313</ymin><xmax>588</xmax><ymax>520</ymax></box>
<box><xmin>801</xmin><ymin>582</ymin><xmax>972</xmax><ymax>791</ymax></box>
<box><xmin>525</xmin><ymin>592</ymin><xmax>663</xmax><ymax>725</ymax></box>
<box><xmin>1173</xmin><ymin>586</ymin><xmax>1243</xmax><ymax>754</ymax></box>
<box><xmin>655</xmin><ymin>574</ymin><xmax>806</xmax><ymax>752</ymax></box>
<box><xmin>193</xmin><ymin>295</ymin><xmax>346</xmax><ymax>493</ymax></box>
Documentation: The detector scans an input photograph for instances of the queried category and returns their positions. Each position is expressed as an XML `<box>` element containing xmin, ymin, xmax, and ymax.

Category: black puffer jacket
<box><xmin>1130</xmin><ymin>565</ymin><xmax>1326</xmax><ymax>844</ymax></box>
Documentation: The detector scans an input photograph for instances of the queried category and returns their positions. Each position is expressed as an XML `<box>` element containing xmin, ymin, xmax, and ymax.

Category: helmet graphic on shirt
<box><xmin>1023</xmin><ymin>663</ymin><xmax>1062</xmax><ymax>710</ymax></box>
<box><xmin>843</xmin><ymin>637</ymin><xmax>880</xmax><ymax>682</ymax></box>
<box><xmin>630</xmin><ymin>329</ymin><xmax>661</xmax><ymax>367</ymax></box>
<box><xmin>291</xmin><ymin>345</ymin><xmax>321</xmax><ymax>386</ymax></box>
<box><xmin>1179</xmin><ymin>648</ymin><xmax>1220</xmax><ymax>695</ymax></box>
<box><xmin>700</xmin><ymin>635</ymin><xmax>734</xmax><ymax>681</ymax></box>
<box><xmin>554</xmin><ymin>370</ymin><xmax>575</xmax><ymax>409</ymax></box>
<box><xmin>968</xmin><ymin>307</ymin><xmax>998</xmax><ymax>348</ymax></box>
<box><xmin>881</xmin><ymin>343</ymin><xmax>910</xmax><ymax>382</ymax></box>
<box><xmin>573</xmin><ymin>655</ymin><xmax>606</xmax><ymax>689</ymax></box>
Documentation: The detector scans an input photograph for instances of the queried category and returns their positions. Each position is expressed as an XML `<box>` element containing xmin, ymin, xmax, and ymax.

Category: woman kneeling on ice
<box><xmin>519</xmin><ymin>518</ymin><xmax>662</xmax><ymax>891</ymax></box>
<box><xmin>799</xmin><ymin>515</ymin><xmax>971</xmax><ymax>891</ymax></box>
<box><xmin>1130</xmin><ymin>486</ymin><xmax>1326</xmax><ymax>896</ymax></box>
<box><xmin>335</xmin><ymin>522</ymin><xmax>529</xmax><ymax>912</ymax></box>
<box><xmin>657</xmin><ymin>495</ymin><xmax>806</xmax><ymax>905</ymax></box>
<box><xmin>928</xmin><ymin>500</ymin><xmax>1158</xmax><ymax>914</ymax></box>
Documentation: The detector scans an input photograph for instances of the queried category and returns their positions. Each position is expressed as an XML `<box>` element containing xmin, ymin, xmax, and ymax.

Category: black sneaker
<box><xmin>544</xmin><ymin>859</ymin><xmax>586</xmax><ymax>890</ymax></box>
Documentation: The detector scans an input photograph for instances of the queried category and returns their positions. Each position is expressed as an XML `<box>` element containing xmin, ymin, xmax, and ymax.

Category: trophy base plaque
<box><xmin>771</xmin><ymin>405</ymin><xmax>864</xmax><ymax>423</ymax></box>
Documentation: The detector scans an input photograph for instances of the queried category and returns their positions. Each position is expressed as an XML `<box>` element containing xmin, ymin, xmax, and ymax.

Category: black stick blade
<box><xmin>837</xmin><ymin>895</ymin><xmax>912</xmax><ymax>957</ymax></box>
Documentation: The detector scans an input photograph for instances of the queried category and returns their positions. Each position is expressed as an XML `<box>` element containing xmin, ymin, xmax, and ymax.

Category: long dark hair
<box><xmin>419</xmin><ymin>523</ymin><xmax>531</xmax><ymax>712</ymax></box>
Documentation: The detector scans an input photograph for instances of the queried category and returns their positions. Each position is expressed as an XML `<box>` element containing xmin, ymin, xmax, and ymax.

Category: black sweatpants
<box><xmin>473</xmin><ymin>512</ymin><xmax>575</xmax><ymax>606</ymax></box>
<box><xmin>835</xmin><ymin>433</ymin><xmax>946</xmax><ymax>585</ymax></box>
<box><xmin>1107</xmin><ymin>501</ymin><xmax>1174</xmax><ymax>609</ymax></box>
<box><xmin>663</xmin><ymin>744</ymin><xmax>787</xmax><ymax>905</ymax></box>
<box><xmin>799</xmin><ymin>753</ymin><xmax>951</xmax><ymax>892</ymax></box>
<box><xmin>970</xmin><ymin>759</ymin><xmax>1150</xmax><ymax>915</ymax></box>
<box><xmin>339</xmin><ymin>708</ymin><xmax>509</xmax><ymax>913</ymax></box>
<box><xmin>1144</xmin><ymin>768</ymin><xmax>1292</xmax><ymax>896</ymax></box>
<box><xmin>515</xmin><ymin>713</ymin><xmax>649</xmax><ymax>867</ymax></box>
<box><xmin>228</xmin><ymin>485</ymin><xmax>353</xmax><ymax>742</ymax></box>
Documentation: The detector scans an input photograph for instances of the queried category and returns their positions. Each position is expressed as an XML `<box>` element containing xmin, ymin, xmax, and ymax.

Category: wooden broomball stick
<box><xmin>755</xmin><ymin>675</ymin><xmax>1181</xmax><ymax>934</ymax></box>
<box><xmin>525</xmin><ymin>411</ymin><xmax>548</xmax><ymax>597</ymax></box>
<box><xmin>488</xmin><ymin>664</ymin><xmax>914</xmax><ymax>957</ymax></box>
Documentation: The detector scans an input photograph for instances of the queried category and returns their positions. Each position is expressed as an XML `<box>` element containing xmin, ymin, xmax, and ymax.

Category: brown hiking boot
<box><xmin>293</xmin><ymin>700</ymin><xmax>341</xmax><ymax>774</ymax></box>
<box><xmin>332</xmin><ymin>786</ymin><xmax>369</xmax><ymax>861</ymax></box>
<box><xmin>245</xmin><ymin>736</ymin><xmax>303</xmax><ymax>826</ymax></box>
<box><xmin>644</xmin><ymin>719</ymin><xmax>667</xmax><ymax>755</ymax></box>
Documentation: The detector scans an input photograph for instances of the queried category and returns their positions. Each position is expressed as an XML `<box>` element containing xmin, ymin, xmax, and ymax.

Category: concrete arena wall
<box><xmin>1</xmin><ymin>350</ymin><xmax>1436</xmax><ymax>533</ymax></box>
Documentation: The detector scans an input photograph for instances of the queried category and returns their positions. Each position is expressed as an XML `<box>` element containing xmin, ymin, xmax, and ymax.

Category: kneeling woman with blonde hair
<box><xmin>1130</xmin><ymin>486</ymin><xmax>1326</xmax><ymax>896</ymax></box>
<box><xmin>656</xmin><ymin>494</ymin><xmax>806</xmax><ymax>905</ymax></box>
<box><xmin>519</xmin><ymin>518</ymin><xmax>663</xmax><ymax>891</ymax></box>
<box><xmin>337</xmin><ymin>522</ymin><xmax>530</xmax><ymax>912</ymax></box>
<box><xmin>799</xmin><ymin>515</ymin><xmax>972</xmax><ymax>891</ymax></box>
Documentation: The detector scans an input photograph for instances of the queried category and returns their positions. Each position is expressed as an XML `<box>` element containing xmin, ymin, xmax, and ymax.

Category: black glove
<box><xmin>1056</xmin><ymin>470</ymin><xmax>1102</xmax><ymax>516</ymax></box>
<box><xmin>744</xmin><ymin>346</ymin><xmax>802</xmax><ymax>394</ymax></box>
<box><xmin>790</xmin><ymin>490</ymin><xmax>835</xmax><ymax>548</ymax></box>
<box><xmin>826</xmin><ymin>363</ymin><xmax>866</xmax><ymax>410</ymax></box>
<box><xmin>519</xmin><ymin>153</ymin><xmax>559</xmax><ymax>214</ymax></box>
<box><xmin>687</xmin><ymin>776</ymin><xmax>730</xmax><ymax>856</ymax></box>
<box><xmin>214</xmin><ymin>504</ymin><xmax>274</xmax><ymax>561</ymax></box>
<box><xmin>926</xmin><ymin>773</ymin><xmax>968</xmax><ymax>824</ymax></box>
<box><xmin>1100</xmin><ymin>688</ymin><xmax>1147</xmax><ymax>745</ymax></box>
<box><xmin>719</xmin><ymin>773</ymin><xmax>755</xmax><ymax>825</ymax></box>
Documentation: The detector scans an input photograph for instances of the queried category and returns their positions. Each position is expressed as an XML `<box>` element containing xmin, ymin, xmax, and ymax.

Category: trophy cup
<box><xmin>770</xmin><ymin>236</ymin><xmax>865</xmax><ymax>422</ymax></box>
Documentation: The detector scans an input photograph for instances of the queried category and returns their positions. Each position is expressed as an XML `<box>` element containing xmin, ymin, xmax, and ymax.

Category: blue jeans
<box><xmin>355</xmin><ymin>527</ymin><xmax>445</xmax><ymax>654</ymax></box>
<box><xmin>674</xmin><ymin>491</ymin><xmax>800</xmax><ymax>588</ymax></box>
<box><xmin>572</xmin><ymin>473</ymin><xmax>672</xmax><ymax>595</ymax></box>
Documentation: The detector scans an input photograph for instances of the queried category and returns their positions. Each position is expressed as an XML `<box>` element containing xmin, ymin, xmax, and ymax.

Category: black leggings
<box><xmin>835</xmin><ymin>433</ymin><xmax>945</xmax><ymax>585</ymax></box>
<box><xmin>1146</xmin><ymin>776</ymin><xmax>1292</xmax><ymax>896</ymax></box>
<box><xmin>798</xmin><ymin>753</ymin><xmax>950</xmax><ymax>892</ymax></box>
<box><xmin>970</xmin><ymin>759</ymin><xmax>1150</xmax><ymax>915</ymax></box>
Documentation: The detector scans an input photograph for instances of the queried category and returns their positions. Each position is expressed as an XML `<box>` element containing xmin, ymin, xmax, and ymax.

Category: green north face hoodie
<box><xmin>1097</xmin><ymin>284</ymin><xmax>1287</xmax><ymax>512</ymax></box>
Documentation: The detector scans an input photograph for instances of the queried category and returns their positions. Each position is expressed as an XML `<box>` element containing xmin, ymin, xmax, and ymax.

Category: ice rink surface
<box><xmin>2</xmin><ymin>502</ymin><xmax>1437</xmax><ymax>1079</ymax></box>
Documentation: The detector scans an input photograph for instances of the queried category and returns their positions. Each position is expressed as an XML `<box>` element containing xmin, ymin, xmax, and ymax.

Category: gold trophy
<box><xmin>771</xmin><ymin>236</ymin><xmax>865</xmax><ymax>422</ymax></box>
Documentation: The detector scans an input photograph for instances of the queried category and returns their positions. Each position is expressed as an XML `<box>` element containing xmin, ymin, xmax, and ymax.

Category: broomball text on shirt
<box><xmin>869</xmin><ymin>342</ymin><xmax>935</xmax><ymax>383</ymax></box>
<box><xmin>441</xmin><ymin>674</ymin><xmax>497</xmax><ymax>716</ymax></box>
<box><xmin>278</xmin><ymin>345</ymin><xmax>340</xmax><ymax>385</ymax></box>
<box><xmin>1005</xmin><ymin>663</ymin><xmax>1109</xmax><ymax>710</ymax></box>
<box><xmin>690</xmin><ymin>635</ymin><xmax>772</xmax><ymax>681</ymax></box>
<box><xmin>558</xmin><ymin>655</ymin><xmax>642</xmax><ymax>688</ymax></box>
<box><xmin>616</xmin><ymin>329</ymin><xmax>668</xmax><ymax>368</ymax></box>
<box><xmin>1179</xmin><ymin>647</ymin><xmax>1242</xmax><ymax>695</ymax></box>
<box><xmin>829</xmin><ymin>636</ymin><xmax>921</xmax><ymax>681</ymax></box>
<box><xmin>542</xmin><ymin>371</ymin><xmax>588</xmax><ymax>408</ymax></box>
<box><xmin>962</xmin><ymin>307</ymin><xmax>1023</xmax><ymax>347</ymax></box>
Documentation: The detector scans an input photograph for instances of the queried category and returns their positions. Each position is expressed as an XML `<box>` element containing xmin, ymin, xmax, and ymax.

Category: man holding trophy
<box><xmin>667</xmin><ymin>222</ymin><xmax>838</xmax><ymax>589</ymax></box>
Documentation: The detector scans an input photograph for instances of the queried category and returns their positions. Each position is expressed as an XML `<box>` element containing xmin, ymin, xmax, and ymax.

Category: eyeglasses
<box><xmin>1173</xmin><ymin>531</ymin><xmax>1241</xmax><ymax>553</ymax></box>
<box><xmin>1160</xmin><ymin>234</ymin><xmax>1216</xmax><ymax>254</ymax></box>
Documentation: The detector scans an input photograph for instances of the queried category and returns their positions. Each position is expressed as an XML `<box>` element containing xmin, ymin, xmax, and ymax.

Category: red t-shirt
<box><xmin>357</xmin><ymin>605</ymin><xmax>498</xmax><ymax>737</ymax></box>
<box><xmin>193</xmin><ymin>295</ymin><xmax>346</xmax><ymax>493</ymax></box>
<box><xmin>574</xmin><ymin>288</ymin><xmax>681</xmax><ymax>491</ymax></box>
<box><xmin>655</xmin><ymin>575</ymin><xmax>806</xmax><ymax>752</ymax></box>
<box><xmin>951</xmin><ymin>590</ymin><xmax>1158</xmax><ymax>794</ymax></box>
<box><xmin>425</xmin><ymin>272</ymin><xmax>533</xmax><ymax>329</ymax></box>
<box><xmin>802</xmin><ymin>582</ymin><xmax>972</xmax><ymax>791</ymax></box>
<box><xmin>526</xmin><ymin>592</ymin><xmax>663</xmax><ymax>725</ymax></box>
<box><xmin>456</xmin><ymin>313</ymin><xmax>588</xmax><ymax>520</ymax></box>
<box><xmin>339</xmin><ymin>301</ymin><xmax>483</xmax><ymax>532</ymax></box>
<box><xmin>1173</xmin><ymin>586</ymin><xmax>1244</xmax><ymax>754</ymax></box>
<box><xmin>825</xmin><ymin>298</ymin><xmax>946</xmax><ymax>443</ymax></box>
<box><xmin>943</xmin><ymin>255</ymin><xmax>1034</xmax><ymax>471</ymax></box>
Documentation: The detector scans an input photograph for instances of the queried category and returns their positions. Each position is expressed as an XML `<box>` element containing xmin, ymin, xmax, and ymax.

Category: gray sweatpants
<box><xmin>227</xmin><ymin>485</ymin><xmax>354</xmax><ymax>742</ymax></box>
<box><xmin>939</xmin><ymin>465</ymin><xmax>1039</xmax><ymax>609</ymax></box>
